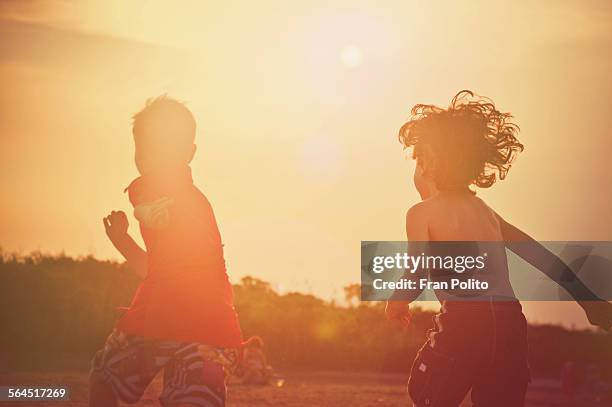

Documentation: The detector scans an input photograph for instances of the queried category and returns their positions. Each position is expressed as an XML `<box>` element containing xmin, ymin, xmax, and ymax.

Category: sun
<box><xmin>340</xmin><ymin>45</ymin><xmax>363</xmax><ymax>68</ymax></box>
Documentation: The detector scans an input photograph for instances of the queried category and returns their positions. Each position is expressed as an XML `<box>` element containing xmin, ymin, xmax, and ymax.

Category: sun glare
<box><xmin>340</xmin><ymin>45</ymin><xmax>363</xmax><ymax>68</ymax></box>
<box><xmin>298</xmin><ymin>135</ymin><xmax>344</xmax><ymax>182</ymax></box>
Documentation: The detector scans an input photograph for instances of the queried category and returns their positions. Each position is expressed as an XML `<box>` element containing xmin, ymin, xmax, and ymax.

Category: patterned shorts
<box><xmin>90</xmin><ymin>332</ymin><xmax>240</xmax><ymax>407</ymax></box>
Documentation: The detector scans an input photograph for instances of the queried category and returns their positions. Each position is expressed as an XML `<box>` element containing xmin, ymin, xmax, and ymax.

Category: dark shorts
<box><xmin>408</xmin><ymin>301</ymin><xmax>530</xmax><ymax>407</ymax></box>
<box><xmin>91</xmin><ymin>335</ymin><xmax>235</xmax><ymax>406</ymax></box>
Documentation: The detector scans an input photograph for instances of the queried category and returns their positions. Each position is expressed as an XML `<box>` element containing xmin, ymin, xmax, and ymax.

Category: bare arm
<box><xmin>386</xmin><ymin>204</ymin><xmax>429</xmax><ymax>324</ymax></box>
<box><xmin>496</xmin><ymin>213</ymin><xmax>612</xmax><ymax>330</ymax></box>
<box><xmin>103</xmin><ymin>211</ymin><xmax>147</xmax><ymax>280</ymax></box>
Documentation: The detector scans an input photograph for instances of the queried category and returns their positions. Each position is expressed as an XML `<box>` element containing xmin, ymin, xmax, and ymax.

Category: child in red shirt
<box><xmin>90</xmin><ymin>96</ymin><xmax>242</xmax><ymax>407</ymax></box>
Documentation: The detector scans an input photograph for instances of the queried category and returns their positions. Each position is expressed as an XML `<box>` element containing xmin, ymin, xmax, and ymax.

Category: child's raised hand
<box><xmin>385</xmin><ymin>301</ymin><xmax>411</xmax><ymax>327</ymax></box>
<box><xmin>580</xmin><ymin>301</ymin><xmax>612</xmax><ymax>331</ymax></box>
<box><xmin>103</xmin><ymin>210</ymin><xmax>129</xmax><ymax>243</ymax></box>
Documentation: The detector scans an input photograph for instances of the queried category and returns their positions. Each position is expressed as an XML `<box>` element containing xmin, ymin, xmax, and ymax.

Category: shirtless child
<box><xmin>386</xmin><ymin>90</ymin><xmax>612</xmax><ymax>407</ymax></box>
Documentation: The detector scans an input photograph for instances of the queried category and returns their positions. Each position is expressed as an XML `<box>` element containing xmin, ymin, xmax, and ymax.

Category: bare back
<box><xmin>418</xmin><ymin>191</ymin><xmax>516</xmax><ymax>301</ymax></box>
<box><xmin>425</xmin><ymin>192</ymin><xmax>502</xmax><ymax>241</ymax></box>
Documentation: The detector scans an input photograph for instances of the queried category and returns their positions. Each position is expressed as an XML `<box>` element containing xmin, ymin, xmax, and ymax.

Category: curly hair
<box><xmin>398</xmin><ymin>90</ymin><xmax>524</xmax><ymax>189</ymax></box>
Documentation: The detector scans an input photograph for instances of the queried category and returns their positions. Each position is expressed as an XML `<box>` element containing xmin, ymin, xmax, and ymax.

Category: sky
<box><xmin>0</xmin><ymin>0</ymin><xmax>611</xmax><ymax>328</ymax></box>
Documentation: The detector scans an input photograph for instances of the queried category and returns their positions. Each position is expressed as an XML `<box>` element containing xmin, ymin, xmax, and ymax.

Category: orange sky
<box><xmin>0</xmin><ymin>1</ymin><xmax>611</xmax><ymax>328</ymax></box>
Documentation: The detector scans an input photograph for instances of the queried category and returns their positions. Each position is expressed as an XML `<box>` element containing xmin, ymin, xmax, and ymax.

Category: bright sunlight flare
<box><xmin>340</xmin><ymin>45</ymin><xmax>363</xmax><ymax>68</ymax></box>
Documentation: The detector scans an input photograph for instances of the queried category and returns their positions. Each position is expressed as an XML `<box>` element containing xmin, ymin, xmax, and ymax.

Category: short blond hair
<box><xmin>132</xmin><ymin>95</ymin><xmax>196</xmax><ymax>147</ymax></box>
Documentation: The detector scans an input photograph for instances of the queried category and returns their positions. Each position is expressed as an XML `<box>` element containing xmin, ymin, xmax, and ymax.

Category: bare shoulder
<box><xmin>405</xmin><ymin>201</ymin><xmax>431</xmax><ymax>240</ymax></box>
<box><xmin>405</xmin><ymin>200</ymin><xmax>432</xmax><ymax>224</ymax></box>
<box><xmin>474</xmin><ymin>195</ymin><xmax>502</xmax><ymax>228</ymax></box>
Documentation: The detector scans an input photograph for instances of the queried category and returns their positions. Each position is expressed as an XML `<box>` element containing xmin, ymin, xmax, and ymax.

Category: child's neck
<box><xmin>436</xmin><ymin>186</ymin><xmax>474</xmax><ymax>196</ymax></box>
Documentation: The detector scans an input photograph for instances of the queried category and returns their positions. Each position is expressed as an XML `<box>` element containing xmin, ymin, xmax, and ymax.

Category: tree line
<box><xmin>0</xmin><ymin>252</ymin><xmax>610</xmax><ymax>378</ymax></box>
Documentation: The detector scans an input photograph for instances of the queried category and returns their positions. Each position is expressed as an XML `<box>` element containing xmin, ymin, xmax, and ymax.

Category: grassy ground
<box><xmin>0</xmin><ymin>370</ymin><xmax>576</xmax><ymax>406</ymax></box>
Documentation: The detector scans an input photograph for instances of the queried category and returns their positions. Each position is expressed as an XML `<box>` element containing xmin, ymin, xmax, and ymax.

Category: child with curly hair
<box><xmin>386</xmin><ymin>91</ymin><xmax>612</xmax><ymax>407</ymax></box>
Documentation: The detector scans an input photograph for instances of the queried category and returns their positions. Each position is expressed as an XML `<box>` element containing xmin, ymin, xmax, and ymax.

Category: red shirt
<box><xmin>115</xmin><ymin>166</ymin><xmax>243</xmax><ymax>347</ymax></box>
